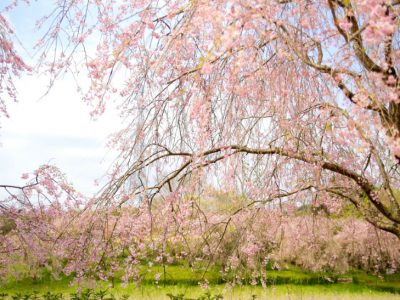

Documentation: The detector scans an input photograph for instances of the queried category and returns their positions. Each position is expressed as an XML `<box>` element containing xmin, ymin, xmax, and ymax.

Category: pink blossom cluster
<box><xmin>0</xmin><ymin>13</ymin><xmax>30</xmax><ymax>121</ymax></box>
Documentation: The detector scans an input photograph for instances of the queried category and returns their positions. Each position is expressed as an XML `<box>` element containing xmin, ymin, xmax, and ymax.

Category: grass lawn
<box><xmin>1</xmin><ymin>265</ymin><xmax>400</xmax><ymax>299</ymax></box>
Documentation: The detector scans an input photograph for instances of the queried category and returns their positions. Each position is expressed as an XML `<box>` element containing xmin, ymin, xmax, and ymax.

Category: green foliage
<box><xmin>69</xmin><ymin>289</ymin><xmax>117</xmax><ymax>300</ymax></box>
<box><xmin>3</xmin><ymin>290</ymin><xmax>120</xmax><ymax>300</ymax></box>
<box><xmin>42</xmin><ymin>292</ymin><xmax>63</xmax><ymax>300</ymax></box>
<box><xmin>166</xmin><ymin>291</ymin><xmax>223</xmax><ymax>300</ymax></box>
<box><xmin>0</xmin><ymin>217</ymin><xmax>16</xmax><ymax>235</ymax></box>
<box><xmin>8</xmin><ymin>293</ymin><xmax>62</xmax><ymax>300</ymax></box>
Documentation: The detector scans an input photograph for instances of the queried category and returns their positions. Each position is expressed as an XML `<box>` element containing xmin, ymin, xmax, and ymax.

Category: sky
<box><xmin>0</xmin><ymin>2</ymin><xmax>121</xmax><ymax>196</ymax></box>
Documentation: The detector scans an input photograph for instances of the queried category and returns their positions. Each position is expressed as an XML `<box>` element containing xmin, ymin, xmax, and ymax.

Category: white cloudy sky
<box><xmin>0</xmin><ymin>2</ymin><xmax>122</xmax><ymax>195</ymax></box>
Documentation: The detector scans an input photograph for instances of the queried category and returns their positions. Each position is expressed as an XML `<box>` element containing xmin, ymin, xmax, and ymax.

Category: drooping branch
<box><xmin>105</xmin><ymin>141</ymin><xmax>400</xmax><ymax>237</ymax></box>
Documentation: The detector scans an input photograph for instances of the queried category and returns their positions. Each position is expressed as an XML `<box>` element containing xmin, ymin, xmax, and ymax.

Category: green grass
<box><xmin>1</xmin><ymin>284</ymin><xmax>400</xmax><ymax>300</ymax></box>
<box><xmin>1</xmin><ymin>265</ymin><xmax>400</xmax><ymax>299</ymax></box>
<box><xmin>140</xmin><ymin>264</ymin><xmax>223</xmax><ymax>285</ymax></box>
